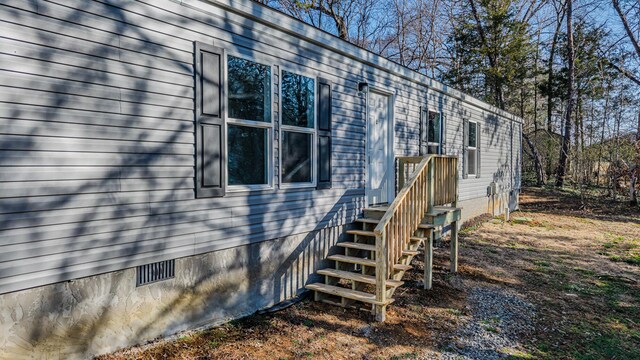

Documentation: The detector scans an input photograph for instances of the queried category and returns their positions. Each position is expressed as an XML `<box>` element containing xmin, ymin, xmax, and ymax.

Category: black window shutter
<box><xmin>194</xmin><ymin>42</ymin><xmax>226</xmax><ymax>198</ymax></box>
<box><xmin>462</xmin><ymin>119</ymin><xmax>469</xmax><ymax>179</ymax></box>
<box><xmin>317</xmin><ymin>77</ymin><xmax>332</xmax><ymax>189</ymax></box>
<box><xmin>476</xmin><ymin>122</ymin><xmax>481</xmax><ymax>178</ymax></box>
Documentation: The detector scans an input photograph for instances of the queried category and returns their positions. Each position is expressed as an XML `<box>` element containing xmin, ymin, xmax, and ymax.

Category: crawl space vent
<box><xmin>136</xmin><ymin>259</ymin><xmax>175</xmax><ymax>286</ymax></box>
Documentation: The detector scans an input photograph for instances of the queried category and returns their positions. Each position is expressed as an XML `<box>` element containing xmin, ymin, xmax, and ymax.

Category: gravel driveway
<box><xmin>441</xmin><ymin>286</ymin><xmax>536</xmax><ymax>359</ymax></box>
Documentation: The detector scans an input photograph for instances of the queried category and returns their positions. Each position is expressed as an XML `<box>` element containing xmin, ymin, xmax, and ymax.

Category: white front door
<box><xmin>366</xmin><ymin>90</ymin><xmax>393</xmax><ymax>205</ymax></box>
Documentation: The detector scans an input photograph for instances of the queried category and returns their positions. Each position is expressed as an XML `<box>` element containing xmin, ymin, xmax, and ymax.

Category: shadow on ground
<box><xmin>99</xmin><ymin>187</ymin><xmax>640</xmax><ymax>359</ymax></box>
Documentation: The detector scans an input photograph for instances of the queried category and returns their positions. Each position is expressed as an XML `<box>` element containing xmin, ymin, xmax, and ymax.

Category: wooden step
<box><xmin>364</xmin><ymin>205</ymin><xmax>389</xmax><ymax>212</ymax></box>
<box><xmin>336</xmin><ymin>242</ymin><xmax>376</xmax><ymax>252</ymax></box>
<box><xmin>328</xmin><ymin>254</ymin><xmax>376</xmax><ymax>267</ymax></box>
<box><xmin>363</xmin><ymin>206</ymin><xmax>388</xmax><ymax>219</ymax></box>
<box><xmin>355</xmin><ymin>218</ymin><xmax>380</xmax><ymax>224</ymax></box>
<box><xmin>317</xmin><ymin>269</ymin><xmax>403</xmax><ymax>288</ymax></box>
<box><xmin>306</xmin><ymin>283</ymin><xmax>393</xmax><ymax>305</ymax></box>
<box><xmin>427</xmin><ymin>208</ymin><xmax>450</xmax><ymax>216</ymax></box>
<box><xmin>402</xmin><ymin>249</ymin><xmax>420</xmax><ymax>256</ymax></box>
<box><xmin>418</xmin><ymin>224</ymin><xmax>435</xmax><ymax>230</ymax></box>
<box><xmin>346</xmin><ymin>229</ymin><xmax>376</xmax><ymax>237</ymax></box>
<box><xmin>393</xmin><ymin>264</ymin><xmax>413</xmax><ymax>271</ymax></box>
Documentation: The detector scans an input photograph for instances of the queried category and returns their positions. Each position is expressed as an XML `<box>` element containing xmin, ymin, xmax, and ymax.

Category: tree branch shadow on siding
<box><xmin>0</xmin><ymin>1</ymin><xmax>206</xmax><ymax>356</ymax></box>
<box><xmin>0</xmin><ymin>1</ymin><xmax>370</xmax><ymax>358</ymax></box>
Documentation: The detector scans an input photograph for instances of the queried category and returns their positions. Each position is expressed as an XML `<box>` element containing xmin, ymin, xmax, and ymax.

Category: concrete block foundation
<box><xmin>0</xmin><ymin>225</ymin><xmax>346</xmax><ymax>359</ymax></box>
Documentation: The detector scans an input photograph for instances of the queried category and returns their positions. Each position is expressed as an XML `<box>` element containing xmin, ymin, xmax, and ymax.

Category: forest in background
<box><xmin>257</xmin><ymin>0</ymin><xmax>640</xmax><ymax>206</ymax></box>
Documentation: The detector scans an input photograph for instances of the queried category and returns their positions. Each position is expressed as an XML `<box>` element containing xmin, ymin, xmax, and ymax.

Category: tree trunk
<box><xmin>612</xmin><ymin>106</ymin><xmax>622</xmax><ymax>200</ymax></box>
<box><xmin>631</xmin><ymin>112</ymin><xmax>640</xmax><ymax>206</ymax></box>
<box><xmin>556</xmin><ymin>0</ymin><xmax>573</xmax><ymax>187</ymax></box>
<box><xmin>613</xmin><ymin>0</ymin><xmax>640</xmax><ymax>58</ymax></box>
<box><xmin>534</xmin><ymin>27</ymin><xmax>540</xmax><ymax>134</ymax></box>
<box><xmin>576</xmin><ymin>85</ymin><xmax>585</xmax><ymax>185</ymax></box>
<box><xmin>597</xmin><ymin>78</ymin><xmax>610</xmax><ymax>186</ymax></box>
<box><xmin>547</xmin><ymin>6</ymin><xmax>565</xmax><ymax>133</ymax></box>
<box><xmin>524</xmin><ymin>133</ymin><xmax>545</xmax><ymax>186</ymax></box>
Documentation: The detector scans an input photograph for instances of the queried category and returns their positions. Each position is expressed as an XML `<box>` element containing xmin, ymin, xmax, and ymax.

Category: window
<box><xmin>226</xmin><ymin>55</ymin><xmax>272</xmax><ymax>188</ymax></box>
<box><xmin>427</xmin><ymin>111</ymin><xmax>442</xmax><ymax>154</ymax></box>
<box><xmin>467</xmin><ymin>121</ymin><xmax>478</xmax><ymax>176</ymax></box>
<box><xmin>280</xmin><ymin>70</ymin><xmax>315</xmax><ymax>186</ymax></box>
<box><xmin>194</xmin><ymin>43</ymin><xmax>331</xmax><ymax>194</ymax></box>
<box><xmin>228</xmin><ymin>125</ymin><xmax>269</xmax><ymax>185</ymax></box>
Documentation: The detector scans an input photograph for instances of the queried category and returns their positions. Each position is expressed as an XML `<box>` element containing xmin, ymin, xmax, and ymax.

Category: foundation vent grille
<box><xmin>136</xmin><ymin>259</ymin><xmax>175</xmax><ymax>286</ymax></box>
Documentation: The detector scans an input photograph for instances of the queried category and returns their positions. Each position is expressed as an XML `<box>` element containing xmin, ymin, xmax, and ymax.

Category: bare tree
<box><xmin>612</xmin><ymin>0</ymin><xmax>640</xmax><ymax>57</ymax></box>
<box><xmin>631</xmin><ymin>111</ymin><xmax>640</xmax><ymax>205</ymax></box>
<box><xmin>265</xmin><ymin>0</ymin><xmax>373</xmax><ymax>42</ymax></box>
<box><xmin>547</xmin><ymin>0</ymin><xmax>566</xmax><ymax>133</ymax></box>
<box><xmin>604</xmin><ymin>0</ymin><xmax>640</xmax><ymax>85</ymax></box>
<box><xmin>556</xmin><ymin>0</ymin><xmax>574</xmax><ymax>187</ymax></box>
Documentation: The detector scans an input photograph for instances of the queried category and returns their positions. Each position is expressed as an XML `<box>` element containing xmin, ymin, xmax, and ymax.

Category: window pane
<box><xmin>468</xmin><ymin>149</ymin><xmax>476</xmax><ymax>175</ymax></box>
<box><xmin>428</xmin><ymin>111</ymin><xmax>440</xmax><ymax>143</ymax></box>
<box><xmin>282</xmin><ymin>71</ymin><xmax>314</xmax><ymax>128</ymax></box>
<box><xmin>228</xmin><ymin>125</ymin><xmax>268</xmax><ymax>185</ymax></box>
<box><xmin>468</xmin><ymin>122</ymin><xmax>477</xmax><ymax>148</ymax></box>
<box><xmin>228</xmin><ymin>56</ymin><xmax>271</xmax><ymax>122</ymax></box>
<box><xmin>282</xmin><ymin>131</ymin><xmax>312</xmax><ymax>183</ymax></box>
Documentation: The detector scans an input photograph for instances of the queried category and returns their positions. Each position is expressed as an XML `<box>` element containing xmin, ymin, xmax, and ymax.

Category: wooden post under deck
<box><xmin>451</xmin><ymin>154</ymin><xmax>459</xmax><ymax>273</ymax></box>
<box><xmin>423</xmin><ymin>233</ymin><xmax>433</xmax><ymax>290</ymax></box>
<box><xmin>450</xmin><ymin>220</ymin><xmax>459</xmax><ymax>273</ymax></box>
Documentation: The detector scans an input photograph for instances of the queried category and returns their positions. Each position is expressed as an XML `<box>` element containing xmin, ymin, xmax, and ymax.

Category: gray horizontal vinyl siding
<box><xmin>0</xmin><ymin>0</ymin><xmax>521</xmax><ymax>295</ymax></box>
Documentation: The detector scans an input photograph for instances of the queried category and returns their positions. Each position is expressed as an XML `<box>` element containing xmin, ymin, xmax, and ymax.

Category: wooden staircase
<box><xmin>305</xmin><ymin>155</ymin><xmax>461</xmax><ymax>321</ymax></box>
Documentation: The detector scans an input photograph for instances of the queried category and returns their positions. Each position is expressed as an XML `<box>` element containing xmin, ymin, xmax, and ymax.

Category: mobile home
<box><xmin>0</xmin><ymin>0</ymin><xmax>521</xmax><ymax>357</ymax></box>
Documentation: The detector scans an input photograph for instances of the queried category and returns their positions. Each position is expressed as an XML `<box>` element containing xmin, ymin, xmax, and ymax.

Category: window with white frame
<box><xmin>467</xmin><ymin>120</ymin><xmax>478</xmax><ymax>176</ymax></box>
<box><xmin>226</xmin><ymin>55</ymin><xmax>272</xmax><ymax>187</ymax></box>
<box><xmin>280</xmin><ymin>70</ymin><xmax>315</xmax><ymax>185</ymax></box>
<box><xmin>427</xmin><ymin>110</ymin><xmax>442</xmax><ymax>154</ymax></box>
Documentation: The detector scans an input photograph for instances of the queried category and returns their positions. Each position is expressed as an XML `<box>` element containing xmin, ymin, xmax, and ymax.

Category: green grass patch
<box><xmin>460</xmin><ymin>224</ymin><xmax>480</xmax><ymax>233</ymax></box>
<box><xmin>505</xmin><ymin>349</ymin><xmax>536</xmax><ymax>359</ymax></box>
<box><xmin>600</xmin><ymin>233</ymin><xmax>640</xmax><ymax>266</ymax></box>
<box><xmin>177</xmin><ymin>335</ymin><xmax>191</xmax><ymax>342</ymax></box>
<box><xmin>534</xmin><ymin>321</ymin><xmax>640</xmax><ymax>360</ymax></box>
<box><xmin>573</xmin><ymin>267</ymin><xmax>596</xmax><ymax>276</ymax></box>
<box><xmin>623</xmin><ymin>254</ymin><xmax>640</xmax><ymax>265</ymax></box>
<box><xmin>511</xmin><ymin>217</ymin><xmax>533</xmax><ymax>225</ymax></box>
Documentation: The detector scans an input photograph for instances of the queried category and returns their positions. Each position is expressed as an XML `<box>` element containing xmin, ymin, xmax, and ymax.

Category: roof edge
<box><xmin>182</xmin><ymin>0</ymin><xmax>523</xmax><ymax>124</ymax></box>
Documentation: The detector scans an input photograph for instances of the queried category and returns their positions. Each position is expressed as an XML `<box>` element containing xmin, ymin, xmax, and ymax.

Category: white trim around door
<box><xmin>365</xmin><ymin>87</ymin><xmax>395</xmax><ymax>206</ymax></box>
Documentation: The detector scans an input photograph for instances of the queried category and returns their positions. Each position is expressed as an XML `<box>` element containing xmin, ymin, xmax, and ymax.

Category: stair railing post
<box><xmin>374</xmin><ymin>229</ymin><xmax>387</xmax><ymax>321</ymax></box>
<box><xmin>427</xmin><ymin>157</ymin><xmax>435</xmax><ymax>212</ymax></box>
<box><xmin>453</xmin><ymin>157</ymin><xmax>459</xmax><ymax>208</ymax></box>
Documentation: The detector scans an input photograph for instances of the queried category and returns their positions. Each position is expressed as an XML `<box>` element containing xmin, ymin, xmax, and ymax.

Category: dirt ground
<box><xmin>99</xmin><ymin>188</ymin><xmax>640</xmax><ymax>359</ymax></box>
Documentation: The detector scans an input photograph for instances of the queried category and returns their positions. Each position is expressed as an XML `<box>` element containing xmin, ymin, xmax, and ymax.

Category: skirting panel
<box><xmin>0</xmin><ymin>224</ymin><xmax>348</xmax><ymax>359</ymax></box>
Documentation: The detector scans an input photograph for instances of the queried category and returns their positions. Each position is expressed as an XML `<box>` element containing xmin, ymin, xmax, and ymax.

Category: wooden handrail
<box><xmin>372</xmin><ymin>154</ymin><xmax>458</xmax><ymax>321</ymax></box>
